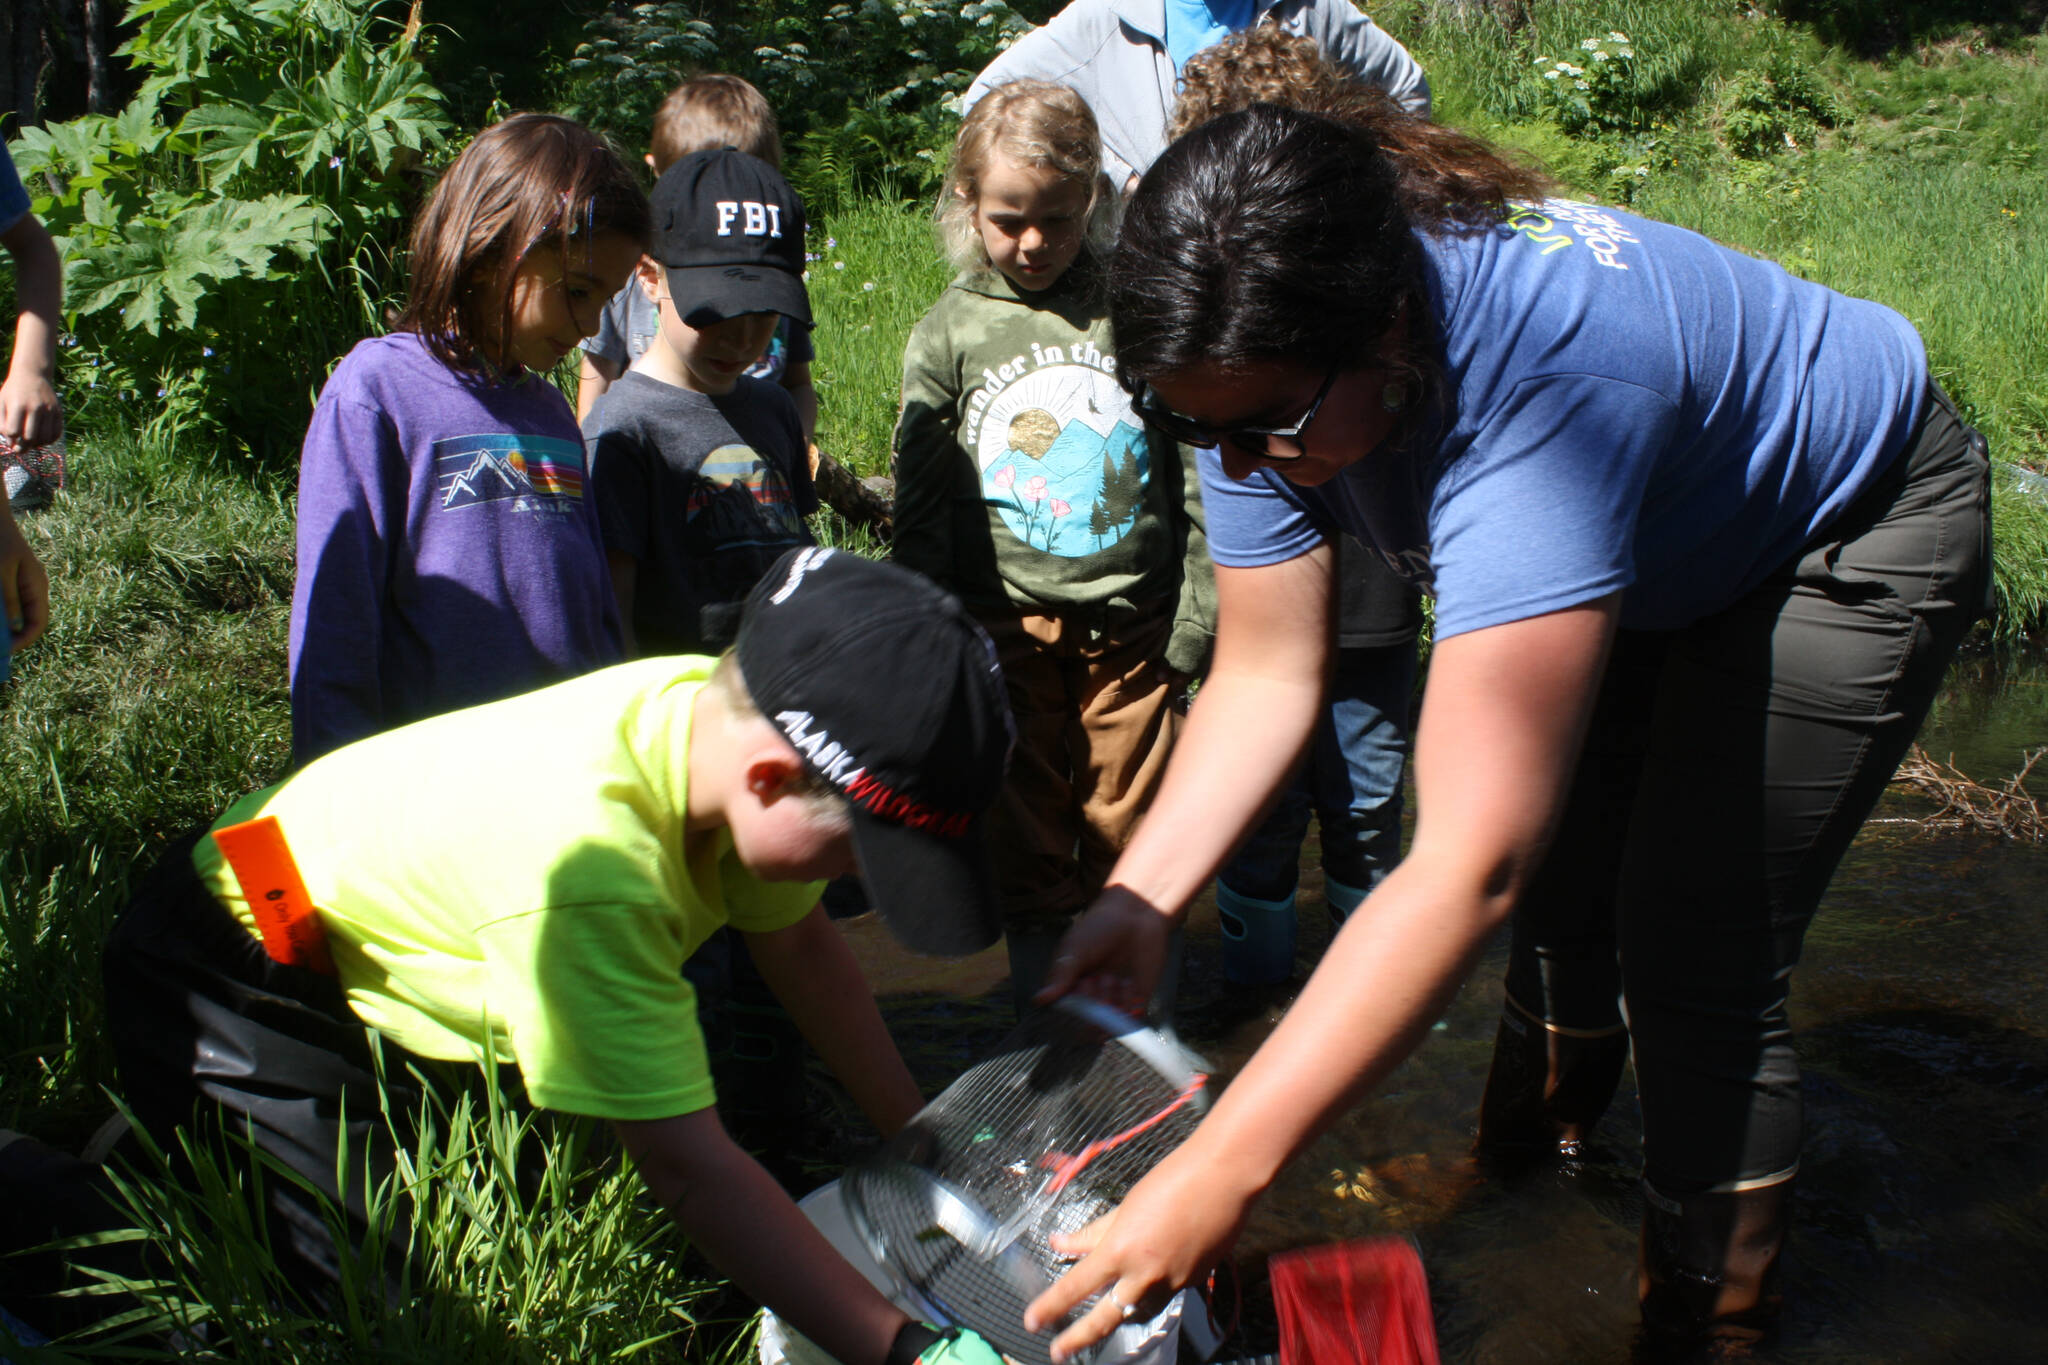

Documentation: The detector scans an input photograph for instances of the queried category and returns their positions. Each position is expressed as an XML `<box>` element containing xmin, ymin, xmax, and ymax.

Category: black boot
<box><xmin>1637</xmin><ymin>1177</ymin><xmax>1789</xmax><ymax>1360</ymax></box>
<box><xmin>1475</xmin><ymin>995</ymin><xmax>1630</xmax><ymax>1171</ymax></box>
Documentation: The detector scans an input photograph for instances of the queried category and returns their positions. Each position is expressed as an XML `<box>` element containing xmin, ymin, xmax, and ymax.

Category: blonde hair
<box><xmin>937</xmin><ymin>79</ymin><xmax>1118</xmax><ymax>273</ymax></box>
<box><xmin>650</xmin><ymin>74</ymin><xmax>782</xmax><ymax>174</ymax></box>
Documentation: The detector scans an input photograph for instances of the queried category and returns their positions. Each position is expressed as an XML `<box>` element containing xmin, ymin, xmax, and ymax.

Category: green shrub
<box><xmin>558</xmin><ymin>0</ymin><xmax>1035</xmax><ymax>213</ymax></box>
<box><xmin>9</xmin><ymin>0</ymin><xmax>453</xmax><ymax>460</ymax></box>
<box><xmin>1534</xmin><ymin>32</ymin><xmax>1653</xmax><ymax>137</ymax></box>
<box><xmin>1717</xmin><ymin>50</ymin><xmax>1843</xmax><ymax>158</ymax></box>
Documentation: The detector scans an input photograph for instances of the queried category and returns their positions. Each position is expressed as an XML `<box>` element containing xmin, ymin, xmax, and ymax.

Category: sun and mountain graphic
<box><xmin>975</xmin><ymin>363</ymin><xmax>1151</xmax><ymax>558</ymax></box>
<box><xmin>434</xmin><ymin>433</ymin><xmax>586</xmax><ymax>511</ymax></box>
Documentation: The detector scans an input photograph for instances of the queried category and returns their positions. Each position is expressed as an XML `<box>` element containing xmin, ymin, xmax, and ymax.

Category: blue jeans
<box><xmin>1221</xmin><ymin>640</ymin><xmax>1415</xmax><ymax>903</ymax></box>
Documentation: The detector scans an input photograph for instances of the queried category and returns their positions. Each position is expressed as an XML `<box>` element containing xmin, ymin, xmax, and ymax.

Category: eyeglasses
<box><xmin>1133</xmin><ymin>363</ymin><xmax>1340</xmax><ymax>462</ymax></box>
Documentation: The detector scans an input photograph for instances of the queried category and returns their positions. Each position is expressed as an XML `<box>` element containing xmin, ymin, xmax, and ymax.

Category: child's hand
<box><xmin>1031</xmin><ymin>885</ymin><xmax>1173</xmax><ymax>1014</ymax></box>
<box><xmin>897</xmin><ymin>1325</ymin><xmax>1006</xmax><ymax>1365</ymax></box>
<box><xmin>0</xmin><ymin>369</ymin><xmax>61</xmax><ymax>449</ymax></box>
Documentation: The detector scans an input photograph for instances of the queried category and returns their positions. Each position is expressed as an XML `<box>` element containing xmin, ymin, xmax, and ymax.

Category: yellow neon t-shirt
<box><xmin>194</xmin><ymin>657</ymin><xmax>821</xmax><ymax>1120</ymax></box>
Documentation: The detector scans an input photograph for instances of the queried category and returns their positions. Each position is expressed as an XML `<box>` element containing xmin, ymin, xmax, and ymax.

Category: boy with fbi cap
<box><xmin>103</xmin><ymin>547</ymin><xmax>1014</xmax><ymax>1365</ymax></box>
<box><xmin>583</xmin><ymin>146</ymin><xmax>820</xmax><ymax>658</ymax></box>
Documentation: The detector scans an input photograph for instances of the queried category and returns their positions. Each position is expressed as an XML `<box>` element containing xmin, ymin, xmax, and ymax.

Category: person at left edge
<box><xmin>0</xmin><ymin>139</ymin><xmax>61</xmax><ymax>685</ymax></box>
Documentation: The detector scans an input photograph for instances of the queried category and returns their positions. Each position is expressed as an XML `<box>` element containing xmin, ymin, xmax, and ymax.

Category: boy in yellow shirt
<box><xmin>103</xmin><ymin>547</ymin><xmax>1012</xmax><ymax>1365</ymax></box>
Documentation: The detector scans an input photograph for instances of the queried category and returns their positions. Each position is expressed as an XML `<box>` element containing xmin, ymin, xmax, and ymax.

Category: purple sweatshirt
<box><xmin>290</xmin><ymin>332</ymin><xmax>622</xmax><ymax>764</ymax></box>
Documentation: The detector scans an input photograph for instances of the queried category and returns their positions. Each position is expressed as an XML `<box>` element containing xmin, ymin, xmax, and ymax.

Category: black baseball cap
<box><xmin>650</xmin><ymin>148</ymin><xmax>812</xmax><ymax>329</ymax></box>
<box><xmin>736</xmin><ymin>548</ymin><xmax>1014</xmax><ymax>955</ymax></box>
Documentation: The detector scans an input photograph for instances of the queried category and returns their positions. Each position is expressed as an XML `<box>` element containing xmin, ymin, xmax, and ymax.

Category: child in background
<box><xmin>0</xmin><ymin>140</ymin><xmax>61</xmax><ymax>685</ymax></box>
<box><xmin>288</xmin><ymin>114</ymin><xmax>647</xmax><ymax>765</ymax></box>
<box><xmin>103</xmin><ymin>548</ymin><xmax>1010</xmax><ymax>1365</ymax></box>
<box><xmin>576</xmin><ymin>77</ymin><xmax>815</xmax><ymax>433</ymax></box>
<box><xmin>1165</xmin><ymin>24</ymin><xmax>1425</xmax><ymax>988</ymax></box>
<box><xmin>584</xmin><ymin>148</ymin><xmax>817</xmax><ymax>659</ymax></box>
<box><xmin>893</xmin><ymin>80</ymin><xmax>1212</xmax><ymax>1014</ymax></box>
<box><xmin>575</xmin><ymin>74</ymin><xmax>892</xmax><ymax>534</ymax></box>
<box><xmin>582</xmin><ymin>147</ymin><xmax>822</xmax><ymax>1164</ymax></box>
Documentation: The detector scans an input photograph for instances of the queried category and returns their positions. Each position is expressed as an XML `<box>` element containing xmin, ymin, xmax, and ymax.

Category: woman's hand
<box><xmin>1023</xmin><ymin>1139</ymin><xmax>1260</xmax><ymax>1363</ymax></box>
<box><xmin>1032</xmin><ymin>884</ymin><xmax>1175</xmax><ymax>1012</ymax></box>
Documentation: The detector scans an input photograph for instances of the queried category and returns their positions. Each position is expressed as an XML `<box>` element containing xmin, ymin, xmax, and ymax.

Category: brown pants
<box><xmin>978</xmin><ymin>599</ymin><xmax>1182</xmax><ymax>934</ymax></box>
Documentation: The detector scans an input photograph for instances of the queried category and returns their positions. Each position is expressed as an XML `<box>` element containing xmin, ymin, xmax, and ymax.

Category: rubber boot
<box><xmin>1475</xmin><ymin>994</ymin><xmax>1630</xmax><ymax>1170</ymax></box>
<box><xmin>1216</xmin><ymin>881</ymin><xmax>1296</xmax><ymax>987</ymax></box>
<box><xmin>1637</xmin><ymin>1176</ymin><xmax>1789</xmax><ymax>1359</ymax></box>
<box><xmin>1324</xmin><ymin>873</ymin><xmax>1371</xmax><ymax>926</ymax></box>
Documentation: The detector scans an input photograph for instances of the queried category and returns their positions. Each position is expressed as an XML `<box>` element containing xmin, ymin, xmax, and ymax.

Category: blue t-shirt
<box><xmin>1200</xmin><ymin>200</ymin><xmax>1928</xmax><ymax>637</ymax></box>
<box><xmin>0</xmin><ymin>144</ymin><xmax>30</xmax><ymax>235</ymax></box>
<box><xmin>1161</xmin><ymin>0</ymin><xmax>1257</xmax><ymax>69</ymax></box>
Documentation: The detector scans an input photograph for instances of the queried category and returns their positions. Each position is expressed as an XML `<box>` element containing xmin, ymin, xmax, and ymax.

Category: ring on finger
<box><xmin>1106</xmin><ymin>1288</ymin><xmax>1137</xmax><ymax>1323</ymax></box>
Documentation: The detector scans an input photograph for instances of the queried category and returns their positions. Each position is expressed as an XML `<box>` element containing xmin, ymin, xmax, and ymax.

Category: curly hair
<box><xmin>1168</xmin><ymin>23</ymin><xmax>1553</xmax><ymax>227</ymax></box>
<box><xmin>936</xmin><ymin>79</ymin><xmax>1119</xmax><ymax>274</ymax></box>
<box><xmin>396</xmin><ymin>114</ymin><xmax>651</xmax><ymax>375</ymax></box>
<box><xmin>1113</xmin><ymin>35</ymin><xmax>1555</xmax><ymax>425</ymax></box>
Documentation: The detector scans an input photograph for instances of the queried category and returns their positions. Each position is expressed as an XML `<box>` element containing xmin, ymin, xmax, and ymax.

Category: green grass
<box><xmin>5</xmin><ymin>1</ymin><xmax>2048</xmax><ymax>1352</ymax></box>
<box><xmin>807</xmin><ymin>198</ymin><xmax>957</xmax><ymax>479</ymax></box>
<box><xmin>3</xmin><ymin>1077</ymin><xmax>744</xmax><ymax>1363</ymax></box>
<box><xmin>1</xmin><ymin>431</ymin><xmax>293</xmax><ymax>1141</ymax></box>
<box><xmin>1381</xmin><ymin>1</ymin><xmax>2048</xmax><ymax>640</ymax></box>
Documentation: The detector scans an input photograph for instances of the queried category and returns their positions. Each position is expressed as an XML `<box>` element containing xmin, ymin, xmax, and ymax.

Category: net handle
<box><xmin>1054</xmin><ymin>996</ymin><xmax>1211</xmax><ymax>1100</ymax></box>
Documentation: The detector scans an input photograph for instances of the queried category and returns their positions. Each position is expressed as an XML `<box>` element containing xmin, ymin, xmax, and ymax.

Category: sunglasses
<box><xmin>1133</xmin><ymin>363</ymin><xmax>1340</xmax><ymax>461</ymax></box>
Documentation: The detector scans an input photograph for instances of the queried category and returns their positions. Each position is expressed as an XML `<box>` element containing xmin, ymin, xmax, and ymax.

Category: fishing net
<box><xmin>843</xmin><ymin>998</ymin><xmax>1210</xmax><ymax>1365</ymax></box>
<box><xmin>0</xmin><ymin>436</ymin><xmax>65</xmax><ymax>511</ymax></box>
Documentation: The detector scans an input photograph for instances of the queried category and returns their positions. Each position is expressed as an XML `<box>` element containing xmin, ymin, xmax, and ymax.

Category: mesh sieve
<box><xmin>843</xmin><ymin>997</ymin><xmax>1210</xmax><ymax>1365</ymax></box>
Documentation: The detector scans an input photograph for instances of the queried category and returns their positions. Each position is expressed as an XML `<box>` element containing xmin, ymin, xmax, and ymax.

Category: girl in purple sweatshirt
<box><xmin>289</xmin><ymin>114</ymin><xmax>650</xmax><ymax>764</ymax></box>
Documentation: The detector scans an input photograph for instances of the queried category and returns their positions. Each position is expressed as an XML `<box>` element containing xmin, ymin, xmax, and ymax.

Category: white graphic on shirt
<box><xmin>1505</xmin><ymin>200</ymin><xmax>1642</xmax><ymax>271</ymax></box>
<box><xmin>965</xmin><ymin>350</ymin><xmax>1148</xmax><ymax>558</ymax></box>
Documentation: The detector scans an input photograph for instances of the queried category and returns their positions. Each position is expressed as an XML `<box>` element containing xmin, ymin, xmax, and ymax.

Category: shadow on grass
<box><xmin>1779</xmin><ymin>0</ymin><xmax>2048</xmax><ymax>58</ymax></box>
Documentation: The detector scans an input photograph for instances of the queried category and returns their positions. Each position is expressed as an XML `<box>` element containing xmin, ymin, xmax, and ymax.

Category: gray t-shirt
<box><xmin>584</xmin><ymin>372</ymin><xmax>818</xmax><ymax>656</ymax></box>
<box><xmin>583</xmin><ymin>282</ymin><xmax>815</xmax><ymax>384</ymax></box>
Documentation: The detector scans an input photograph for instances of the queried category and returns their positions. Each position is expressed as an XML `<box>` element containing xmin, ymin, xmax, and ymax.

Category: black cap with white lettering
<box><xmin>736</xmin><ymin>548</ymin><xmax>1014</xmax><ymax>956</ymax></box>
<box><xmin>650</xmin><ymin>147</ymin><xmax>812</xmax><ymax>329</ymax></box>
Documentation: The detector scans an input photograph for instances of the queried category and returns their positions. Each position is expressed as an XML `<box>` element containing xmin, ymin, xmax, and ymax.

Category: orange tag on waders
<box><xmin>212</xmin><ymin>815</ymin><xmax>335</xmax><ymax>975</ymax></box>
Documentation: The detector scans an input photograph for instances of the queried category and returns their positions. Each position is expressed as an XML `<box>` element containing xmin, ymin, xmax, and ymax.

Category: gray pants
<box><xmin>1503</xmin><ymin>384</ymin><xmax>1991</xmax><ymax>1194</ymax></box>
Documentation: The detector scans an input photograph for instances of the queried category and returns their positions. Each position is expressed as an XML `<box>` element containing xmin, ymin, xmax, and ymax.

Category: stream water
<box><xmin>833</xmin><ymin>652</ymin><xmax>2048</xmax><ymax>1363</ymax></box>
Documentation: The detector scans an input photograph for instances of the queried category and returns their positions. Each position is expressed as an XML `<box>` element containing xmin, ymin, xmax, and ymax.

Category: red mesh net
<box><xmin>1270</xmin><ymin>1238</ymin><xmax>1439</xmax><ymax>1365</ymax></box>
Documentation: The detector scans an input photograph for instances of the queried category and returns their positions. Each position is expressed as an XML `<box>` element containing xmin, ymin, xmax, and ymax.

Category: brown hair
<box><xmin>396</xmin><ymin>113</ymin><xmax>651</xmax><ymax>374</ymax></box>
<box><xmin>650</xmin><ymin>74</ymin><xmax>782</xmax><ymax>173</ymax></box>
<box><xmin>1110</xmin><ymin>29</ymin><xmax>1556</xmax><ymax>434</ymax></box>
<box><xmin>1167</xmin><ymin>23</ymin><xmax>1553</xmax><ymax>225</ymax></box>
<box><xmin>936</xmin><ymin>79</ymin><xmax>1119</xmax><ymax>273</ymax></box>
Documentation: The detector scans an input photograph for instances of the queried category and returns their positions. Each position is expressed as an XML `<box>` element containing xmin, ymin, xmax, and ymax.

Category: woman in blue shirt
<box><xmin>1022</xmin><ymin>101</ymin><xmax>1990</xmax><ymax>1360</ymax></box>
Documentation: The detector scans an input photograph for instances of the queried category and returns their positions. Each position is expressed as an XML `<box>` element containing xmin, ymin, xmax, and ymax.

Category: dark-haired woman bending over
<box><xmin>1023</xmin><ymin>101</ymin><xmax>1990</xmax><ymax>1360</ymax></box>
